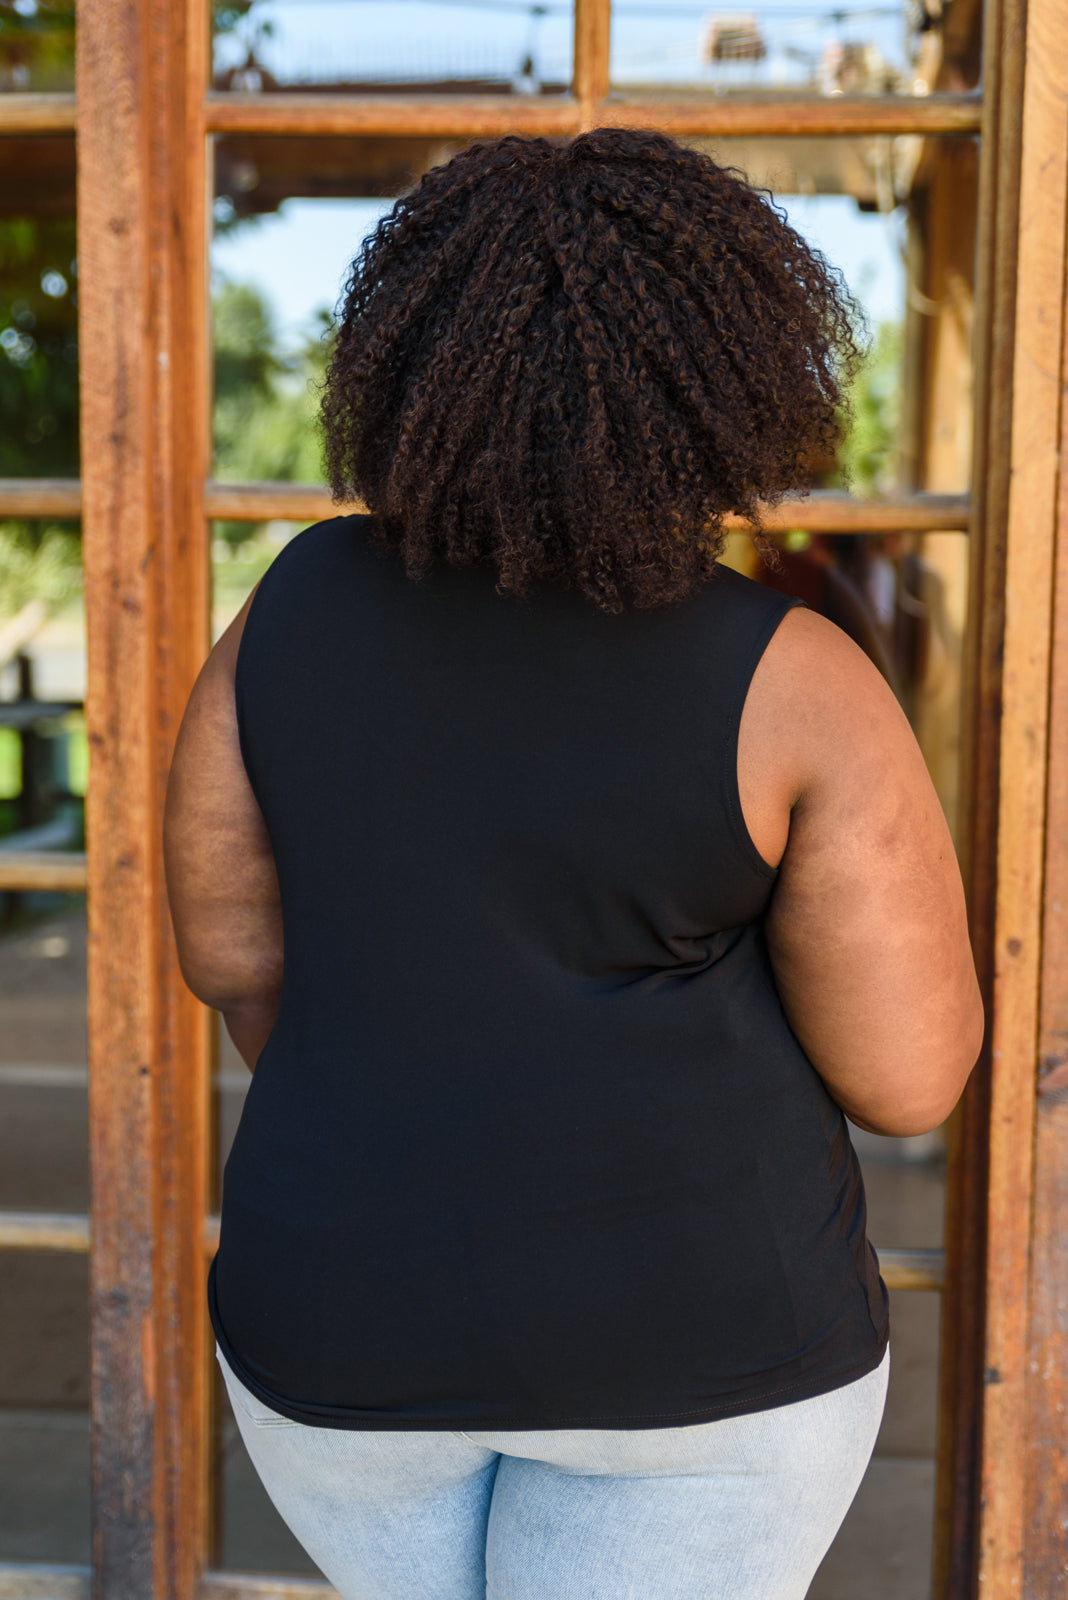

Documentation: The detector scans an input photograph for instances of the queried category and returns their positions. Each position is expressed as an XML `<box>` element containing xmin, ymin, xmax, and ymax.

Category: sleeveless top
<box><xmin>208</xmin><ymin>515</ymin><xmax>889</xmax><ymax>1431</ymax></box>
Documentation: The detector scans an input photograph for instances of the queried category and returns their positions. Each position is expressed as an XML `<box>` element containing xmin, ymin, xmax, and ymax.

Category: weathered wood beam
<box><xmin>0</xmin><ymin>479</ymin><xmax>82</xmax><ymax>518</ymax></box>
<box><xmin>0</xmin><ymin>93</ymin><xmax>76</xmax><ymax>132</ymax></box>
<box><xmin>205</xmin><ymin>92</ymin><xmax>578</xmax><ymax>138</ymax></box>
<box><xmin>0</xmin><ymin>1565</ymin><xmax>90</xmax><ymax>1600</ymax></box>
<box><xmin>206</xmin><ymin>481</ymin><xmax>972</xmax><ymax>534</ymax></box>
<box><xmin>203</xmin><ymin>90</ymin><xmax>982</xmax><ymax>139</ymax></box>
<box><xmin>0</xmin><ymin>86</ymin><xmax>982</xmax><ymax>140</ymax></box>
<box><xmin>201</xmin><ymin>1577</ymin><xmax>338</xmax><ymax>1600</ymax></box>
<box><xmin>78</xmin><ymin>0</ymin><xmax>212</xmax><ymax>1596</ymax></box>
<box><xmin>0</xmin><ymin>1211</ymin><xmax>90</xmax><ymax>1251</ymax></box>
<box><xmin>965</xmin><ymin>0</ymin><xmax>1068</xmax><ymax>1584</ymax></box>
<box><xmin>931</xmin><ymin>0</ymin><xmax>1021</xmax><ymax>1593</ymax></box>
<box><xmin>0</xmin><ymin>852</ymin><xmax>87</xmax><ymax>892</ymax></box>
<box><xmin>878</xmin><ymin>1249</ymin><xmax>947</xmax><ymax>1292</ymax></box>
<box><xmin>1</xmin><ymin>479</ymin><xmax>973</xmax><ymax>534</ymax></box>
<box><xmin>590</xmin><ymin>93</ymin><xmax>982</xmax><ymax>137</ymax></box>
<box><xmin>1024</xmin><ymin>80</ymin><xmax>1068</xmax><ymax>1596</ymax></box>
<box><xmin>574</xmin><ymin>0</ymin><xmax>611</xmax><ymax>127</ymax></box>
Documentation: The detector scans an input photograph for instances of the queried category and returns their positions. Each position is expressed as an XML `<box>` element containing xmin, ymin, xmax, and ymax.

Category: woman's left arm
<box><xmin>163</xmin><ymin>591</ymin><xmax>283</xmax><ymax>1071</ymax></box>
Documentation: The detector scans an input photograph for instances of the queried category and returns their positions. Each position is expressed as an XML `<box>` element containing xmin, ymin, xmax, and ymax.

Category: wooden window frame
<box><xmin>0</xmin><ymin>0</ymin><xmax>1065</xmax><ymax>1591</ymax></box>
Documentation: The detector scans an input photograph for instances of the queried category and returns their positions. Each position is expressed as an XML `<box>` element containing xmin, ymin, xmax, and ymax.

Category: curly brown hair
<box><xmin>318</xmin><ymin>127</ymin><xmax>863</xmax><ymax>612</ymax></box>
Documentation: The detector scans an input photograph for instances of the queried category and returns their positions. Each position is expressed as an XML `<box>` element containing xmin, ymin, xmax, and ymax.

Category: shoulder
<box><xmin>231</xmin><ymin>516</ymin><xmax>375</xmax><ymax>671</ymax></box>
<box><xmin>737</xmin><ymin>602</ymin><xmax>918</xmax><ymax>867</ymax></box>
<box><xmin>248</xmin><ymin>515</ymin><xmax>370</xmax><ymax>598</ymax></box>
<box><xmin>748</xmin><ymin>603</ymin><xmax>910</xmax><ymax>797</ymax></box>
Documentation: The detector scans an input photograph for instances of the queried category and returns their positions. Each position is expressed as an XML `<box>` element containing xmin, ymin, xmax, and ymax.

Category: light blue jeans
<box><xmin>218</xmin><ymin>1344</ymin><xmax>889</xmax><ymax>1600</ymax></box>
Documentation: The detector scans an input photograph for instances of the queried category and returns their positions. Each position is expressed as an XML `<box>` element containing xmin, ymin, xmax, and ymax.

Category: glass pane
<box><xmin>0</xmin><ymin>208</ymin><xmax>79</xmax><ymax>478</ymax></box>
<box><xmin>211</xmin><ymin>135</ymin><xmax>396</xmax><ymax>484</ymax></box>
<box><xmin>211</xmin><ymin>133</ymin><xmax>977</xmax><ymax>502</ymax></box>
<box><xmin>0</xmin><ymin>0</ymin><xmax>75</xmax><ymax>93</ymax></box>
<box><xmin>0</xmin><ymin>511</ymin><xmax>85</xmax><ymax>845</ymax></box>
<box><xmin>0</xmin><ymin>472</ymin><xmax>88</xmax><ymax>1557</ymax></box>
<box><xmin>211</xmin><ymin>0</ymin><xmax>573</xmax><ymax>94</ymax></box>
<box><xmin>812</xmin><ymin>1291</ymin><xmax>942</xmax><ymax>1598</ymax></box>
<box><xmin>0</xmin><ymin>901</ymin><xmax>89</xmax><ymax>1563</ymax></box>
<box><xmin>212</xmin><ymin>1361</ymin><xmax>322</xmax><ymax>1575</ymax></box>
<box><xmin>684</xmin><ymin>134</ymin><xmax>978</xmax><ymax>499</ymax></box>
<box><xmin>0</xmin><ymin>1253</ymin><xmax>90</xmax><ymax>1562</ymax></box>
<box><xmin>610</xmin><ymin>0</ymin><xmax>979</xmax><ymax>97</ymax></box>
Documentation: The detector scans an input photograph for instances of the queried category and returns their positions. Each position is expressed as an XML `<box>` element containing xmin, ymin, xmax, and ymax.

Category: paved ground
<box><xmin>0</xmin><ymin>905</ymin><xmax>946</xmax><ymax>1595</ymax></box>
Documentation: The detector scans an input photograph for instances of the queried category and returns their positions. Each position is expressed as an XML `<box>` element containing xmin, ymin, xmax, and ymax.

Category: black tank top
<box><xmin>208</xmin><ymin>516</ymin><xmax>889</xmax><ymax>1430</ymax></box>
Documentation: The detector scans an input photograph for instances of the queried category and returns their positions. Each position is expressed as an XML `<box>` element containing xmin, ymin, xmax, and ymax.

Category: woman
<box><xmin>164</xmin><ymin>128</ymin><xmax>982</xmax><ymax>1600</ymax></box>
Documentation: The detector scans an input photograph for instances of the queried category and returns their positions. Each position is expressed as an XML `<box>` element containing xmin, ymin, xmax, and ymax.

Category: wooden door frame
<box><xmin>960</xmin><ymin>0</ymin><xmax>1068</xmax><ymax>1587</ymax></box>
<box><xmin>77</xmin><ymin>2</ymin><xmax>211</xmax><ymax>1596</ymax></box>
<box><xmin>0</xmin><ymin>0</ymin><xmax>1060</xmax><ymax>1591</ymax></box>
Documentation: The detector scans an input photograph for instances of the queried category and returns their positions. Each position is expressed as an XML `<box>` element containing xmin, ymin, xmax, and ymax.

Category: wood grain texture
<box><xmin>202</xmin><ymin>90</ymin><xmax>982</xmax><ymax>138</ymax></box>
<box><xmin>78</xmin><ymin>8</ymin><xmax>161</xmax><ymax>1588</ymax></box>
<box><xmin>974</xmin><ymin>0</ymin><xmax>1068</xmax><ymax>1583</ymax></box>
<box><xmin>205</xmin><ymin>480</ymin><xmax>971</xmax><ymax>533</ymax></box>
<box><xmin>1024</xmin><ymin>122</ymin><xmax>1068</xmax><ymax>1597</ymax></box>
<box><xmin>878</xmin><ymin>1249</ymin><xmax>947</xmax><ymax>1292</ymax></box>
<box><xmin>155</xmin><ymin>4</ymin><xmax>213</xmax><ymax>1592</ymax></box>
<box><xmin>200</xmin><ymin>1577</ymin><xmax>337</xmax><ymax>1600</ymax></box>
<box><xmin>0</xmin><ymin>1210</ymin><xmax>90</xmax><ymax>1251</ymax></box>
<box><xmin>205</xmin><ymin>92</ymin><xmax>580</xmax><ymax>137</ymax></box>
<box><xmin>0</xmin><ymin>479</ymin><xmax>82</xmax><ymax>517</ymax></box>
<box><xmin>591</xmin><ymin>92</ymin><xmax>982</xmax><ymax>136</ymax></box>
<box><xmin>0</xmin><ymin>1567</ymin><xmax>90</xmax><ymax>1599</ymax></box>
<box><xmin>932</xmin><ymin>0</ymin><xmax>1026</xmax><ymax>1585</ymax></box>
<box><xmin>573</xmin><ymin>0</ymin><xmax>610</xmax><ymax>119</ymax></box>
<box><xmin>0</xmin><ymin>478</ymin><xmax>970</xmax><ymax>533</ymax></box>
<box><xmin>0</xmin><ymin>92</ymin><xmax>76</xmax><ymax>131</ymax></box>
<box><xmin>0</xmin><ymin>852</ymin><xmax>87</xmax><ymax>891</ymax></box>
<box><xmin>78</xmin><ymin>0</ymin><xmax>211</xmax><ymax>1596</ymax></box>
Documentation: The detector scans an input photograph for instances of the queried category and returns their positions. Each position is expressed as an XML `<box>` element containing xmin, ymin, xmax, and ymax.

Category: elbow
<box><xmin>183</xmin><ymin>970</ymin><xmax>283</xmax><ymax>1015</ymax></box>
<box><xmin>172</xmin><ymin>939</ymin><xmax>284</xmax><ymax>1014</ymax></box>
<box><xmin>847</xmin><ymin>1101</ymin><xmax>959</xmax><ymax>1139</ymax></box>
<box><xmin>842</xmin><ymin>1003</ymin><xmax>985</xmax><ymax>1139</ymax></box>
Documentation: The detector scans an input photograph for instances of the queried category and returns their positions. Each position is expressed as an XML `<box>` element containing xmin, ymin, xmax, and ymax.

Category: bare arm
<box><xmin>738</xmin><ymin>606</ymin><xmax>984</xmax><ymax>1137</ymax></box>
<box><xmin>163</xmin><ymin>591</ymin><xmax>283</xmax><ymax>1071</ymax></box>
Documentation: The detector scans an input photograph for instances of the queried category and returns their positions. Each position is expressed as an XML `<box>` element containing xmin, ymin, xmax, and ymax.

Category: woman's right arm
<box><xmin>739</xmin><ymin>606</ymin><xmax>984</xmax><ymax>1137</ymax></box>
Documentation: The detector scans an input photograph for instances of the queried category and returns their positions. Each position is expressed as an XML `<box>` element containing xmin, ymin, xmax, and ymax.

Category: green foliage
<box><xmin>212</xmin><ymin>0</ymin><xmax>258</xmax><ymax>32</ymax></box>
<box><xmin>835</xmin><ymin>320</ymin><xmax>903</xmax><ymax>495</ymax></box>
<box><xmin>0</xmin><ymin>1</ymin><xmax>75</xmax><ymax>93</ymax></box>
<box><xmin>213</xmin><ymin>280</ymin><xmax>287</xmax><ymax>399</ymax></box>
<box><xmin>0</xmin><ymin>727</ymin><xmax>20</xmax><ymax>800</ymax></box>
<box><xmin>0</xmin><ymin>215</ymin><xmax>81</xmax><ymax>627</ymax></box>
<box><xmin>0</xmin><ymin>521</ymin><xmax>81</xmax><ymax>620</ymax></box>
<box><xmin>0</xmin><ymin>216</ymin><xmax>79</xmax><ymax>482</ymax></box>
<box><xmin>212</xmin><ymin>0</ymin><xmax>274</xmax><ymax>41</ymax></box>
<box><xmin>212</xmin><ymin>279</ymin><xmax>335</xmax><ymax>547</ymax></box>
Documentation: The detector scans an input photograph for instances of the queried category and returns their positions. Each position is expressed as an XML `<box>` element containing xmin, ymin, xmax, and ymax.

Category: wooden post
<box><xmin>573</xmin><ymin>0</ymin><xmax>611</xmax><ymax>127</ymax></box>
<box><xmin>1023</xmin><ymin>159</ymin><xmax>1068</xmax><ymax>1600</ymax></box>
<box><xmin>933</xmin><ymin>0</ymin><xmax>1026</xmax><ymax>1583</ymax></box>
<box><xmin>78</xmin><ymin>1</ymin><xmax>210</xmax><ymax>1597</ymax></box>
<box><xmin>966</xmin><ymin>0</ymin><xmax>1068</xmax><ymax>1583</ymax></box>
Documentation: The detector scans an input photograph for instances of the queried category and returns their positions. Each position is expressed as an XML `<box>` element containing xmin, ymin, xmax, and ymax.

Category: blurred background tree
<box><xmin>0</xmin><ymin>214</ymin><xmax>80</xmax><ymax>618</ymax></box>
<box><xmin>212</xmin><ymin>280</ymin><xmax>333</xmax><ymax>549</ymax></box>
<box><xmin>837</xmin><ymin>320</ymin><xmax>902</xmax><ymax>495</ymax></box>
<box><xmin>0</xmin><ymin>189</ymin><xmax>904</xmax><ymax>621</ymax></box>
<box><xmin>0</xmin><ymin>0</ymin><xmax>75</xmax><ymax>93</ymax></box>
